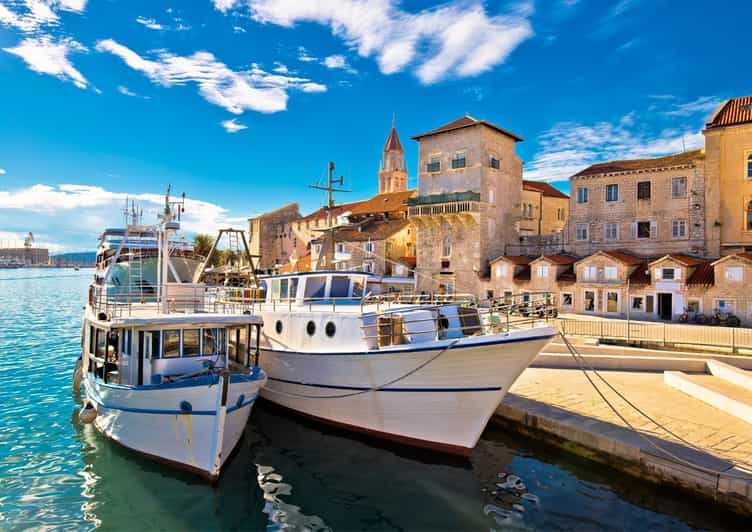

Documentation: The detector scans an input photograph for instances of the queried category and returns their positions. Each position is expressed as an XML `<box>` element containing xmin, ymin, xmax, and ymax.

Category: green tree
<box><xmin>192</xmin><ymin>234</ymin><xmax>222</xmax><ymax>266</ymax></box>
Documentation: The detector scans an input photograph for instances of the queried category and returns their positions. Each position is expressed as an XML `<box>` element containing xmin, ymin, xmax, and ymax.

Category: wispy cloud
<box><xmin>296</xmin><ymin>45</ymin><xmax>317</xmax><ymax>63</ymax></box>
<box><xmin>135</xmin><ymin>14</ymin><xmax>190</xmax><ymax>31</ymax></box>
<box><xmin>220</xmin><ymin>0</ymin><xmax>533</xmax><ymax>84</ymax></box>
<box><xmin>524</xmin><ymin>97</ymin><xmax>715</xmax><ymax>182</ymax></box>
<box><xmin>221</xmin><ymin>118</ymin><xmax>247</xmax><ymax>133</ymax></box>
<box><xmin>322</xmin><ymin>53</ymin><xmax>357</xmax><ymax>74</ymax></box>
<box><xmin>135</xmin><ymin>16</ymin><xmax>163</xmax><ymax>30</ymax></box>
<box><xmin>0</xmin><ymin>0</ymin><xmax>87</xmax><ymax>34</ymax></box>
<box><xmin>661</xmin><ymin>95</ymin><xmax>722</xmax><ymax>117</ymax></box>
<box><xmin>0</xmin><ymin>168</ymin><xmax>6</xmax><ymax>175</ymax></box>
<box><xmin>3</xmin><ymin>35</ymin><xmax>88</xmax><ymax>88</ymax></box>
<box><xmin>0</xmin><ymin>184</ymin><xmax>239</xmax><ymax>250</ymax></box>
<box><xmin>96</xmin><ymin>39</ymin><xmax>326</xmax><ymax>114</ymax></box>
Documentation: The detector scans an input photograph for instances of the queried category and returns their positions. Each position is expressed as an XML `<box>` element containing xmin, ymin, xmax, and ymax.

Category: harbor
<box><xmin>1</xmin><ymin>268</ymin><xmax>750</xmax><ymax>530</ymax></box>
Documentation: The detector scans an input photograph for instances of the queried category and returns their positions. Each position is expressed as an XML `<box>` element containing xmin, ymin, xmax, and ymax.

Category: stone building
<box><xmin>518</xmin><ymin>180</ymin><xmax>569</xmax><ymax>236</ymax></box>
<box><xmin>247</xmin><ymin>202</ymin><xmax>306</xmax><ymax>273</ymax></box>
<box><xmin>567</xmin><ymin>150</ymin><xmax>707</xmax><ymax>258</ymax></box>
<box><xmin>379</xmin><ymin>125</ymin><xmax>408</xmax><ymax>194</ymax></box>
<box><xmin>408</xmin><ymin>115</ymin><xmax>525</xmax><ymax>295</ymax></box>
<box><xmin>703</xmin><ymin>96</ymin><xmax>752</xmax><ymax>257</ymax></box>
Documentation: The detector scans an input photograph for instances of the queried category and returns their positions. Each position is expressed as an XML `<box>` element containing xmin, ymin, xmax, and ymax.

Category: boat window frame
<box><xmin>182</xmin><ymin>328</ymin><xmax>201</xmax><ymax>357</ymax></box>
<box><xmin>162</xmin><ymin>329</ymin><xmax>181</xmax><ymax>358</ymax></box>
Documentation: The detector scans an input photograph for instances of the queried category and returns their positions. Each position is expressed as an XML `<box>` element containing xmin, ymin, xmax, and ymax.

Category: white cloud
<box><xmin>323</xmin><ymin>54</ymin><xmax>345</xmax><ymax>69</ymax></box>
<box><xmin>221</xmin><ymin>118</ymin><xmax>247</xmax><ymax>133</ymax></box>
<box><xmin>96</xmin><ymin>39</ymin><xmax>326</xmax><ymax>114</ymax></box>
<box><xmin>232</xmin><ymin>25</ymin><xmax>246</xmax><ymax>33</ymax></box>
<box><xmin>296</xmin><ymin>45</ymin><xmax>317</xmax><ymax>63</ymax></box>
<box><xmin>57</xmin><ymin>0</ymin><xmax>87</xmax><ymax>13</ymax></box>
<box><xmin>662</xmin><ymin>96</ymin><xmax>722</xmax><ymax>117</ymax></box>
<box><xmin>3</xmin><ymin>35</ymin><xmax>88</xmax><ymax>88</ymax></box>
<box><xmin>213</xmin><ymin>0</ymin><xmax>239</xmax><ymax>13</ymax></box>
<box><xmin>0</xmin><ymin>0</ymin><xmax>87</xmax><ymax>34</ymax></box>
<box><xmin>0</xmin><ymin>168</ymin><xmax>6</xmax><ymax>174</ymax></box>
<box><xmin>136</xmin><ymin>16</ymin><xmax>163</xmax><ymax>30</ymax></box>
<box><xmin>272</xmin><ymin>61</ymin><xmax>288</xmax><ymax>73</ymax></box>
<box><xmin>0</xmin><ymin>184</ymin><xmax>240</xmax><ymax>250</ymax></box>
<box><xmin>239</xmin><ymin>0</ymin><xmax>533</xmax><ymax>84</ymax></box>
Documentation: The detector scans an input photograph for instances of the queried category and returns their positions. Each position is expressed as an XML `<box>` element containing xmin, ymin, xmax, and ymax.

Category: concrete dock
<box><xmin>495</xmin><ymin>342</ymin><xmax>752</xmax><ymax>516</ymax></box>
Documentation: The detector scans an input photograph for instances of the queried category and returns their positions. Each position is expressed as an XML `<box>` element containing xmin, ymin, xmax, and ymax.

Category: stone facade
<box><xmin>518</xmin><ymin>182</ymin><xmax>569</xmax><ymax>236</ymax></box>
<box><xmin>247</xmin><ymin>202</ymin><xmax>305</xmax><ymax>272</ymax></box>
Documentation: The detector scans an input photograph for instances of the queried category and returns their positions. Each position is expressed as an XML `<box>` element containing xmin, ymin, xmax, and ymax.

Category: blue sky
<box><xmin>0</xmin><ymin>0</ymin><xmax>749</xmax><ymax>252</ymax></box>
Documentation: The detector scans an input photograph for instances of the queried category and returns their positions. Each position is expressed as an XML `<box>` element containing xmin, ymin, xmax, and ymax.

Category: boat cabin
<box><xmin>82</xmin><ymin>316</ymin><xmax>262</xmax><ymax>387</ymax></box>
<box><xmin>258</xmin><ymin>271</ymin><xmax>382</xmax><ymax>306</ymax></box>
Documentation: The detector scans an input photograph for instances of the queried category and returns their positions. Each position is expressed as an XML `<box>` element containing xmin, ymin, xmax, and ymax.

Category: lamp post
<box><xmin>626</xmin><ymin>278</ymin><xmax>631</xmax><ymax>344</ymax></box>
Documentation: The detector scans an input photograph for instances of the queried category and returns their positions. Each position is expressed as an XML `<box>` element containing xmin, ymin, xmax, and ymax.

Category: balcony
<box><xmin>407</xmin><ymin>191</ymin><xmax>481</xmax><ymax>220</ymax></box>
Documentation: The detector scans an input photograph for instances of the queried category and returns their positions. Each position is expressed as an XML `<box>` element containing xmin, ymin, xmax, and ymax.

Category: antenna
<box><xmin>681</xmin><ymin>134</ymin><xmax>686</xmax><ymax>153</ymax></box>
<box><xmin>309</xmin><ymin>161</ymin><xmax>351</xmax><ymax>269</ymax></box>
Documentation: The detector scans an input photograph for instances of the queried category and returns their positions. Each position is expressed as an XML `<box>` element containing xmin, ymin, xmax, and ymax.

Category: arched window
<box><xmin>442</xmin><ymin>235</ymin><xmax>451</xmax><ymax>257</ymax></box>
<box><xmin>748</xmin><ymin>201</ymin><xmax>752</xmax><ymax>231</ymax></box>
<box><xmin>747</xmin><ymin>154</ymin><xmax>752</xmax><ymax>179</ymax></box>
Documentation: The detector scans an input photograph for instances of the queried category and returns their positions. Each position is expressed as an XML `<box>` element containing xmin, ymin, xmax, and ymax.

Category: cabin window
<box><xmin>275</xmin><ymin>320</ymin><xmax>283</xmax><ymax>334</ymax></box>
<box><xmin>89</xmin><ymin>325</ymin><xmax>96</xmax><ymax>355</ymax></box>
<box><xmin>228</xmin><ymin>327</ymin><xmax>248</xmax><ymax>363</ymax></box>
<box><xmin>330</xmin><ymin>276</ymin><xmax>350</xmax><ymax>299</ymax></box>
<box><xmin>306</xmin><ymin>321</ymin><xmax>316</xmax><ymax>336</ymax></box>
<box><xmin>203</xmin><ymin>329</ymin><xmax>217</xmax><ymax>355</ymax></box>
<box><xmin>239</xmin><ymin>327</ymin><xmax>248</xmax><ymax>363</ymax></box>
<box><xmin>121</xmin><ymin>329</ymin><xmax>132</xmax><ymax>355</ymax></box>
<box><xmin>352</xmin><ymin>277</ymin><xmax>364</xmax><ymax>299</ymax></box>
<box><xmin>271</xmin><ymin>279</ymin><xmax>281</xmax><ymax>301</ymax></box>
<box><xmin>162</xmin><ymin>330</ymin><xmax>180</xmax><ymax>358</ymax></box>
<box><xmin>325</xmin><ymin>322</ymin><xmax>336</xmax><ymax>337</ymax></box>
<box><xmin>182</xmin><ymin>329</ymin><xmax>200</xmax><ymax>356</ymax></box>
<box><xmin>141</xmin><ymin>330</ymin><xmax>160</xmax><ymax>359</ymax></box>
<box><xmin>304</xmin><ymin>276</ymin><xmax>327</xmax><ymax>301</ymax></box>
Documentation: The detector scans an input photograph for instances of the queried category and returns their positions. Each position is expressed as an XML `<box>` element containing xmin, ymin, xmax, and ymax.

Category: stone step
<box><xmin>664</xmin><ymin>372</ymin><xmax>752</xmax><ymax>425</ymax></box>
<box><xmin>707</xmin><ymin>360</ymin><xmax>752</xmax><ymax>389</ymax></box>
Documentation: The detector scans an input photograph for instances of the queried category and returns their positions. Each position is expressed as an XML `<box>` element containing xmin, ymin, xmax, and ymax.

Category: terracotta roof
<box><xmin>400</xmin><ymin>256</ymin><xmax>416</xmax><ymax>268</ymax></box>
<box><xmin>301</xmin><ymin>200</ymin><xmax>367</xmax><ymax>222</ymax></box>
<box><xmin>572</xmin><ymin>149</ymin><xmax>703</xmax><ymax>178</ymax></box>
<box><xmin>522</xmin><ymin>180</ymin><xmax>569</xmax><ymax>199</ymax></box>
<box><xmin>628</xmin><ymin>263</ymin><xmax>651</xmax><ymax>285</ymax></box>
<box><xmin>536</xmin><ymin>254</ymin><xmax>578</xmax><ymax>265</ymax></box>
<box><xmin>687</xmin><ymin>261</ymin><xmax>715</xmax><ymax>287</ymax></box>
<box><xmin>348</xmin><ymin>190</ymin><xmax>416</xmax><ymax>216</ymax></box>
<box><xmin>490</xmin><ymin>255</ymin><xmax>534</xmax><ymax>265</ymax></box>
<box><xmin>513</xmin><ymin>265</ymin><xmax>531</xmax><ymax>281</ymax></box>
<box><xmin>383</xmin><ymin>127</ymin><xmax>403</xmax><ymax>152</ymax></box>
<box><xmin>333</xmin><ymin>219</ymin><xmax>408</xmax><ymax>242</ymax></box>
<box><xmin>705</xmin><ymin>96</ymin><xmax>752</xmax><ymax>129</ymax></box>
<box><xmin>576</xmin><ymin>250</ymin><xmax>644</xmax><ymax>266</ymax></box>
<box><xmin>411</xmin><ymin>115</ymin><xmax>523</xmax><ymax>142</ymax></box>
<box><xmin>711</xmin><ymin>253</ymin><xmax>752</xmax><ymax>266</ymax></box>
<box><xmin>557</xmin><ymin>265</ymin><xmax>577</xmax><ymax>283</ymax></box>
<box><xmin>649</xmin><ymin>254</ymin><xmax>704</xmax><ymax>267</ymax></box>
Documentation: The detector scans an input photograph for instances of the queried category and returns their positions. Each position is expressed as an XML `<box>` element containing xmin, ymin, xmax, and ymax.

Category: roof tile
<box><xmin>522</xmin><ymin>180</ymin><xmax>569</xmax><ymax>199</ymax></box>
<box><xmin>705</xmin><ymin>96</ymin><xmax>752</xmax><ymax>129</ymax></box>
<box><xmin>573</xmin><ymin>149</ymin><xmax>703</xmax><ymax>178</ymax></box>
<box><xmin>411</xmin><ymin>115</ymin><xmax>523</xmax><ymax>142</ymax></box>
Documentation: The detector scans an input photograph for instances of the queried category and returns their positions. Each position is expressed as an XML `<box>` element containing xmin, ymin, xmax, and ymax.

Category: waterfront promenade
<box><xmin>495</xmin><ymin>342</ymin><xmax>752</xmax><ymax>515</ymax></box>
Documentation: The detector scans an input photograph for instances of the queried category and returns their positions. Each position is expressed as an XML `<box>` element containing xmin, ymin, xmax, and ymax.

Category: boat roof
<box><xmin>87</xmin><ymin>309</ymin><xmax>263</xmax><ymax>328</ymax></box>
<box><xmin>258</xmin><ymin>270</ymin><xmax>381</xmax><ymax>280</ymax></box>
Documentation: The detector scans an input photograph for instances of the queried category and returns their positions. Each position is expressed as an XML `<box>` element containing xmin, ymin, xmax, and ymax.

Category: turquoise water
<box><xmin>0</xmin><ymin>268</ymin><xmax>747</xmax><ymax>530</ymax></box>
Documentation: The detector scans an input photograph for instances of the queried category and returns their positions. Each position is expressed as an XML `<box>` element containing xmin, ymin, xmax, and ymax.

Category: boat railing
<box><xmin>358</xmin><ymin>292</ymin><xmax>557</xmax><ymax>347</ymax></box>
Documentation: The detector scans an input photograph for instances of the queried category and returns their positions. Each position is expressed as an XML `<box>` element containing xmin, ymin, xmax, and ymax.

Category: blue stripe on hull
<box><xmin>266</xmin><ymin>377</ymin><xmax>501</xmax><ymax>393</ymax></box>
<box><xmin>88</xmin><ymin>393</ymin><xmax>257</xmax><ymax>416</ymax></box>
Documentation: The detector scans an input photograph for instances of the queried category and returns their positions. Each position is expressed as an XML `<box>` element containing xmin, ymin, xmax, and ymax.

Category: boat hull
<box><xmin>258</xmin><ymin>329</ymin><xmax>554</xmax><ymax>454</ymax></box>
<box><xmin>84</xmin><ymin>372</ymin><xmax>265</xmax><ymax>480</ymax></box>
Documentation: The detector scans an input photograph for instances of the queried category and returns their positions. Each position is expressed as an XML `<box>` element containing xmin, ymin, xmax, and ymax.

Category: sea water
<box><xmin>0</xmin><ymin>269</ymin><xmax>745</xmax><ymax>530</ymax></box>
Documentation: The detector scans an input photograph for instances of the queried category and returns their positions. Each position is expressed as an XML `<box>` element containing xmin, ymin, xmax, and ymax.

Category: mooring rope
<box><xmin>263</xmin><ymin>337</ymin><xmax>463</xmax><ymax>399</ymax></box>
<box><xmin>559</xmin><ymin>332</ymin><xmax>752</xmax><ymax>480</ymax></box>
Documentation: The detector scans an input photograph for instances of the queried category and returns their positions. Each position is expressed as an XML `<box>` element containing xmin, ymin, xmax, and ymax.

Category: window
<box><xmin>584</xmin><ymin>265</ymin><xmax>597</xmax><ymax>280</ymax></box>
<box><xmin>687</xmin><ymin>300</ymin><xmax>700</xmax><ymax>313</ymax></box>
<box><xmin>604</xmin><ymin>266</ymin><xmax>617</xmax><ymax>280</ymax></box>
<box><xmin>427</xmin><ymin>157</ymin><xmax>441</xmax><ymax>172</ymax></box>
<box><xmin>451</xmin><ymin>152</ymin><xmax>466</xmax><ymax>169</ymax></box>
<box><xmin>605</xmin><ymin>223</ymin><xmax>618</xmax><ymax>241</ymax></box>
<box><xmin>606</xmin><ymin>184</ymin><xmax>619</xmax><ymax>202</ymax></box>
<box><xmin>637</xmin><ymin>221</ymin><xmax>651</xmax><ymax>239</ymax></box>
<box><xmin>662</xmin><ymin>268</ymin><xmax>675</xmax><ymax>280</ymax></box>
<box><xmin>646</xmin><ymin>295</ymin><xmax>655</xmax><ymax>313</ymax></box>
<box><xmin>747</xmin><ymin>201</ymin><xmax>752</xmax><ymax>231</ymax></box>
<box><xmin>584</xmin><ymin>291</ymin><xmax>595</xmax><ymax>312</ymax></box>
<box><xmin>671</xmin><ymin>176</ymin><xmax>687</xmax><ymax>198</ymax></box>
<box><xmin>488</xmin><ymin>187</ymin><xmax>495</xmax><ymax>204</ymax></box>
<box><xmin>577</xmin><ymin>187</ymin><xmax>589</xmax><ymax>204</ymax></box>
<box><xmin>503</xmin><ymin>291</ymin><xmax>513</xmax><ymax>304</ymax></box>
<box><xmin>352</xmin><ymin>277</ymin><xmax>364</xmax><ymax>298</ymax></box>
<box><xmin>576</xmin><ymin>223</ymin><xmax>589</xmax><ymax>241</ymax></box>
<box><xmin>489</xmin><ymin>156</ymin><xmax>500</xmax><ymax>169</ymax></box>
<box><xmin>632</xmin><ymin>296</ymin><xmax>643</xmax><ymax>310</ymax></box>
<box><xmin>203</xmin><ymin>328</ymin><xmax>218</xmax><ymax>355</ymax></box>
<box><xmin>162</xmin><ymin>330</ymin><xmax>180</xmax><ymax>358</ymax></box>
<box><xmin>441</xmin><ymin>235</ymin><xmax>451</xmax><ymax>257</ymax></box>
<box><xmin>748</xmin><ymin>154</ymin><xmax>752</xmax><ymax>178</ymax></box>
<box><xmin>364</xmin><ymin>241</ymin><xmax>374</xmax><ymax>254</ymax></box>
<box><xmin>726</xmin><ymin>266</ymin><xmax>743</xmax><ymax>281</ymax></box>
<box><xmin>607</xmin><ymin>292</ymin><xmax>619</xmax><ymax>313</ymax></box>
<box><xmin>335</xmin><ymin>261</ymin><xmax>348</xmax><ymax>271</ymax></box>
<box><xmin>182</xmin><ymin>329</ymin><xmax>200</xmax><ymax>356</ymax></box>
<box><xmin>537</xmin><ymin>265</ymin><xmax>549</xmax><ymax>278</ymax></box>
<box><xmin>637</xmin><ymin>181</ymin><xmax>651</xmax><ymax>200</ymax></box>
<box><xmin>362</xmin><ymin>261</ymin><xmax>375</xmax><ymax>273</ymax></box>
<box><xmin>304</xmin><ymin>276</ymin><xmax>327</xmax><ymax>301</ymax></box>
<box><xmin>671</xmin><ymin>219</ymin><xmax>687</xmax><ymax>239</ymax></box>
<box><xmin>335</xmin><ymin>242</ymin><xmax>346</xmax><ymax>254</ymax></box>
<box><xmin>561</xmin><ymin>293</ymin><xmax>573</xmax><ymax>306</ymax></box>
<box><xmin>557</xmin><ymin>207</ymin><xmax>565</xmax><ymax>221</ymax></box>
<box><xmin>330</xmin><ymin>276</ymin><xmax>350</xmax><ymax>298</ymax></box>
<box><xmin>495</xmin><ymin>264</ymin><xmax>507</xmax><ymax>278</ymax></box>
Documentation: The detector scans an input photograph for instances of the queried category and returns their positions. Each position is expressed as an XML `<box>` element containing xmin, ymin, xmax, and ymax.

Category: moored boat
<box><xmin>75</xmin><ymin>191</ymin><xmax>267</xmax><ymax>480</ymax></box>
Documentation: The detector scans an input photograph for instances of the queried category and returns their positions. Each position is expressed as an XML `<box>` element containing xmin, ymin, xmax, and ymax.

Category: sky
<box><xmin>0</xmin><ymin>0</ymin><xmax>749</xmax><ymax>252</ymax></box>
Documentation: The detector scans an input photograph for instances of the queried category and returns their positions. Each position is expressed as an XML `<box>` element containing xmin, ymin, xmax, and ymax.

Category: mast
<box><xmin>309</xmin><ymin>161</ymin><xmax>350</xmax><ymax>268</ymax></box>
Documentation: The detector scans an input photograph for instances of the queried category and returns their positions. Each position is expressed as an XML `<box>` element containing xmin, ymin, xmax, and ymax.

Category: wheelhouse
<box><xmin>258</xmin><ymin>271</ymin><xmax>382</xmax><ymax>305</ymax></box>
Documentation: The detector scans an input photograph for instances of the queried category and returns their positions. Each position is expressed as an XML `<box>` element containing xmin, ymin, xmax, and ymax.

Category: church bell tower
<box><xmin>378</xmin><ymin>119</ymin><xmax>408</xmax><ymax>194</ymax></box>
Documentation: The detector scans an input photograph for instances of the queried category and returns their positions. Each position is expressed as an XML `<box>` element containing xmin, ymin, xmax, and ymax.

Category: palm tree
<box><xmin>193</xmin><ymin>234</ymin><xmax>221</xmax><ymax>266</ymax></box>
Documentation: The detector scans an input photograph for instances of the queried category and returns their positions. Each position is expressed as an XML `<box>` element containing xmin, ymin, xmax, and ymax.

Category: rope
<box><xmin>263</xmin><ymin>337</ymin><xmax>463</xmax><ymax>399</ymax></box>
<box><xmin>559</xmin><ymin>332</ymin><xmax>752</xmax><ymax>480</ymax></box>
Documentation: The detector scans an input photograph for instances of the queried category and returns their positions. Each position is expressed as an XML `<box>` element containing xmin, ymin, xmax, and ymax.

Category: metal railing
<box><xmin>559</xmin><ymin>317</ymin><xmax>752</xmax><ymax>353</ymax></box>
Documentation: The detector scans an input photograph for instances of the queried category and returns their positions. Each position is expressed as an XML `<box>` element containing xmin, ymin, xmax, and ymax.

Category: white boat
<box><xmin>75</xmin><ymin>192</ymin><xmax>267</xmax><ymax>480</ymax></box>
<box><xmin>232</xmin><ymin>272</ymin><xmax>555</xmax><ymax>456</ymax></box>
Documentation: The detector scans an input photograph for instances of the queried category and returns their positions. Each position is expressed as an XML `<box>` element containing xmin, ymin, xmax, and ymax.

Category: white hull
<box><xmin>84</xmin><ymin>372</ymin><xmax>265</xmax><ymax>479</ymax></box>
<box><xmin>259</xmin><ymin>328</ymin><xmax>554</xmax><ymax>453</ymax></box>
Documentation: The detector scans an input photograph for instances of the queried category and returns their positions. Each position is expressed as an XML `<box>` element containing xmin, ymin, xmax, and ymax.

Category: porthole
<box><xmin>306</xmin><ymin>321</ymin><xmax>316</xmax><ymax>336</ymax></box>
<box><xmin>275</xmin><ymin>320</ymin><xmax>283</xmax><ymax>334</ymax></box>
<box><xmin>325</xmin><ymin>322</ymin><xmax>336</xmax><ymax>338</ymax></box>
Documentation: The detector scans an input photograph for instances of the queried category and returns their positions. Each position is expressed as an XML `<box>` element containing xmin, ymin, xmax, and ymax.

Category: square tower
<box><xmin>408</xmin><ymin>116</ymin><xmax>523</xmax><ymax>295</ymax></box>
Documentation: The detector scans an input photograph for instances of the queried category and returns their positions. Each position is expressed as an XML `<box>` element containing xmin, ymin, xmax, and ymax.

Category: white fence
<box><xmin>559</xmin><ymin>317</ymin><xmax>752</xmax><ymax>353</ymax></box>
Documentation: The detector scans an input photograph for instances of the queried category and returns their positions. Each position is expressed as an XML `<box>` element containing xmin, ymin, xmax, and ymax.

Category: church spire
<box><xmin>378</xmin><ymin>117</ymin><xmax>408</xmax><ymax>194</ymax></box>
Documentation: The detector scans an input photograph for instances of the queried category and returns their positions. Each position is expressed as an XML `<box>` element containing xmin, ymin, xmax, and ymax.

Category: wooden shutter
<box><xmin>649</xmin><ymin>221</ymin><xmax>657</xmax><ymax>239</ymax></box>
